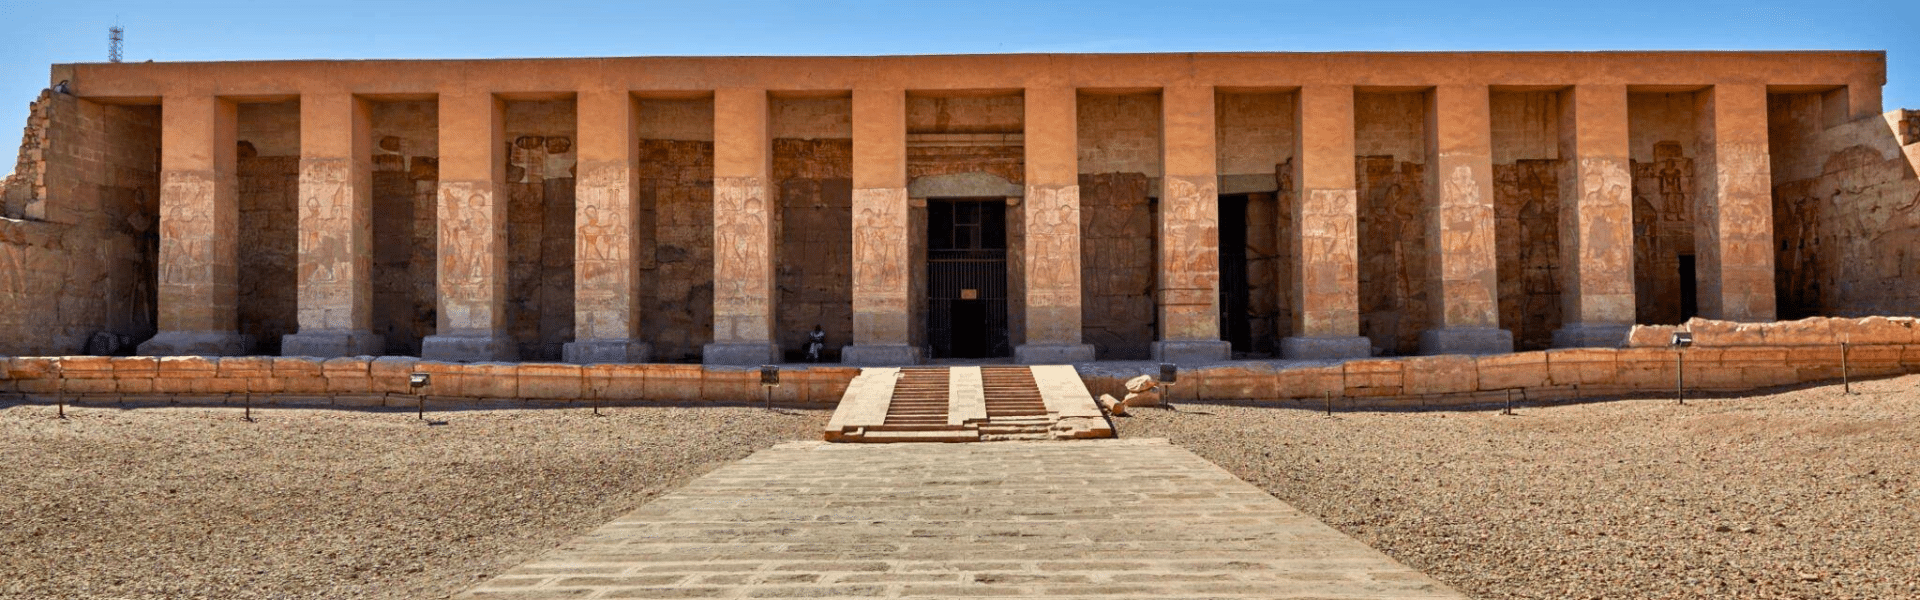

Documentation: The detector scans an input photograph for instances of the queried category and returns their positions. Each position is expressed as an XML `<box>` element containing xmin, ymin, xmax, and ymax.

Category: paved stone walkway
<box><xmin>458</xmin><ymin>439</ymin><xmax>1465</xmax><ymax>599</ymax></box>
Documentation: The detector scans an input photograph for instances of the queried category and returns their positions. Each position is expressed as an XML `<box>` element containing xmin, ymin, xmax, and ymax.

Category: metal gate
<box><xmin>926</xmin><ymin>199</ymin><xmax>1010</xmax><ymax>359</ymax></box>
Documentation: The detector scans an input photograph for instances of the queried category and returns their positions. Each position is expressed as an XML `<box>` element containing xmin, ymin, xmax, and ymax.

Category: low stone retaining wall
<box><xmin>0</xmin><ymin>357</ymin><xmax>862</xmax><ymax>408</ymax></box>
<box><xmin>5</xmin><ymin>317</ymin><xmax>1916</xmax><ymax>410</ymax></box>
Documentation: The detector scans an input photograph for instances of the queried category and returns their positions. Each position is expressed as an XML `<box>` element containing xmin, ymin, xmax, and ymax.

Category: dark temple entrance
<box><xmin>1218</xmin><ymin>194</ymin><xmax>1252</xmax><ymax>353</ymax></box>
<box><xmin>927</xmin><ymin>198</ymin><xmax>1010</xmax><ymax>359</ymax></box>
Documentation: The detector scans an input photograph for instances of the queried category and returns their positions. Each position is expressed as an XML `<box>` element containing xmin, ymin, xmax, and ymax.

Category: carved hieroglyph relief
<box><xmin>573</xmin><ymin>160</ymin><xmax>633</xmax><ymax>340</ymax></box>
<box><xmin>1573</xmin><ymin>157</ymin><xmax>1635</xmax><ymax>322</ymax></box>
<box><xmin>1158</xmin><ymin>175</ymin><xmax>1220</xmax><ymax>341</ymax></box>
<box><xmin>1298</xmin><ymin>188</ymin><xmax>1358</xmax><ymax>337</ymax></box>
<box><xmin>851</xmin><ymin>186</ymin><xmax>909</xmax><ymax>343</ymax></box>
<box><xmin>1436</xmin><ymin>164</ymin><xmax>1499</xmax><ymax>327</ymax></box>
<box><xmin>436</xmin><ymin>180</ymin><xmax>504</xmax><ymax>332</ymax></box>
<box><xmin>713</xmin><ymin>176</ymin><xmax>773</xmax><ymax>342</ymax></box>
<box><xmin>1024</xmin><ymin>184</ymin><xmax>1081</xmax><ymax>308</ymax></box>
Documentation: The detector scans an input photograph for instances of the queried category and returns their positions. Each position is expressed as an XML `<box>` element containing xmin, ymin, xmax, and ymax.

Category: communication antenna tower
<box><xmin>109</xmin><ymin>25</ymin><xmax>124</xmax><ymax>63</ymax></box>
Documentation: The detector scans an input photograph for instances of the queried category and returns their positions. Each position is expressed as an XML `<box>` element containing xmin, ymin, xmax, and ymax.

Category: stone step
<box><xmin>828</xmin><ymin>365</ymin><xmax>1111</xmax><ymax>443</ymax></box>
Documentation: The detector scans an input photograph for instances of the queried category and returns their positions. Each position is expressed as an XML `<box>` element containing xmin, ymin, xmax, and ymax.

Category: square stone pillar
<box><xmin>282</xmin><ymin>93</ymin><xmax>383</xmax><ymax>357</ymax></box>
<box><xmin>1552</xmin><ymin>84</ymin><xmax>1636</xmax><ymax>348</ymax></box>
<box><xmin>842</xmin><ymin>88</ymin><xmax>921</xmax><ymax>366</ymax></box>
<box><xmin>703</xmin><ymin>88</ymin><xmax>780</xmax><ymax>365</ymax></box>
<box><xmin>563</xmin><ymin>89</ymin><xmax>651</xmax><ymax>364</ymax></box>
<box><xmin>1282</xmin><ymin>85</ymin><xmax>1371</xmax><ymax>360</ymax></box>
<box><xmin>1015</xmin><ymin>87</ymin><xmax>1095</xmax><ymax>365</ymax></box>
<box><xmin>138</xmin><ymin>94</ymin><xmax>254</xmax><ymax>356</ymax></box>
<box><xmin>1420</xmin><ymin>85</ymin><xmax>1513</xmax><ymax>355</ymax></box>
<box><xmin>1153</xmin><ymin>85</ymin><xmax>1231</xmax><ymax>365</ymax></box>
<box><xmin>421</xmin><ymin>92</ymin><xmax>516</xmax><ymax>362</ymax></box>
<box><xmin>1694</xmin><ymin>84</ymin><xmax>1776</xmax><ymax>322</ymax></box>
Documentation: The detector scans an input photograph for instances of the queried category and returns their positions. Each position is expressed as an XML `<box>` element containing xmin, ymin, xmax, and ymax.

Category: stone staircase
<box><xmin>825</xmin><ymin>365</ymin><xmax>1112</xmax><ymax>443</ymax></box>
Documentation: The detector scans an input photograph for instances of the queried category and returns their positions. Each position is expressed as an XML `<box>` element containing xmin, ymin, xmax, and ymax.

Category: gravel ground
<box><xmin>0</xmin><ymin>402</ymin><xmax>827</xmax><ymax>600</ymax></box>
<box><xmin>1122</xmin><ymin>374</ymin><xmax>1920</xmax><ymax>600</ymax></box>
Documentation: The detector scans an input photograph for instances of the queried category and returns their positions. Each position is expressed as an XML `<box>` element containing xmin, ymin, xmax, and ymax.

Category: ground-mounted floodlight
<box><xmin>760</xmin><ymin>365</ymin><xmax>780</xmax><ymax>410</ymax></box>
<box><xmin>1671</xmin><ymin>332</ymin><xmax>1692</xmax><ymax>405</ymax></box>
<box><xmin>410</xmin><ymin>372</ymin><xmax>431</xmax><ymax>420</ymax></box>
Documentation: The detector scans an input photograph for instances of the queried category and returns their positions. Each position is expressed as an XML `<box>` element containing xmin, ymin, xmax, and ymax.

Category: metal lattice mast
<box><xmin>109</xmin><ymin>26</ymin><xmax>123</xmax><ymax>63</ymax></box>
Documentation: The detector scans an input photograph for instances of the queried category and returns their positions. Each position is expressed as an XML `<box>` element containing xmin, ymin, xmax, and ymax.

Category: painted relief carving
<box><xmin>852</xmin><ymin>188</ymin><xmax>907</xmax><ymax>312</ymax></box>
<box><xmin>1024</xmin><ymin>185</ymin><xmax>1080</xmax><ymax>307</ymax></box>
<box><xmin>1159</xmin><ymin>175</ymin><xmax>1219</xmax><ymax>340</ymax></box>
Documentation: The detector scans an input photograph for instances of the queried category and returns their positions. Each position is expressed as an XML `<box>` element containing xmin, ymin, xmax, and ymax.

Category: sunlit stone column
<box><xmin>843</xmin><ymin>88</ymin><xmax>920</xmax><ymax>365</ymax></box>
<box><xmin>138</xmin><ymin>94</ymin><xmax>254</xmax><ymax>356</ymax></box>
<box><xmin>1420</xmin><ymin>84</ymin><xmax>1514</xmax><ymax>355</ymax></box>
<box><xmin>1014</xmin><ymin>86</ymin><xmax>1096</xmax><ymax>364</ymax></box>
<box><xmin>282</xmin><ymin>93</ymin><xmax>383</xmax><ymax>357</ymax></box>
<box><xmin>703</xmin><ymin>88</ymin><xmax>780</xmax><ymax>365</ymax></box>
<box><xmin>564</xmin><ymin>89</ymin><xmax>650</xmax><ymax>364</ymax></box>
<box><xmin>421</xmin><ymin>92</ymin><xmax>516</xmax><ymax>361</ymax></box>
<box><xmin>1552</xmin><ymin>84</ymin><xmax>1636</xmax><ymax>347</ymax></box>
<box><xmin>1153</xmin><ymin>84</ymin><xmax>1231</xmax><ymax>365</ymax></box>
<box><xmin>1695</xmin><ymin>84</ymin><xmax>1776</xmax><ymax>322</ymax></box>
<box><xmin>1281</xmin><ymin>85</ymin><xmax>1370</xmax><ymax>359</ymax></box>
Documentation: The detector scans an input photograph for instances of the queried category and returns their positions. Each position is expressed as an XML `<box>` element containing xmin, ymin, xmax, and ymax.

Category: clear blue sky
<box><xmin>3</xmin><ymin>0</ymin><xmax>1915</xmax><ymax>168</ymax></box>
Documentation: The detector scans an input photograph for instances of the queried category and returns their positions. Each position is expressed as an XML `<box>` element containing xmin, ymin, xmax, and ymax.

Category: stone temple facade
<box><xmin>2</xmin><ymin>52</ymin><xmax>1916</xmax><ymax>365</ymax></box>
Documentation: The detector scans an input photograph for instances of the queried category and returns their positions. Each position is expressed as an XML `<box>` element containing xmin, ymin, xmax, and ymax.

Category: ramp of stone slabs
<box><xmin>456</xmin><ymin>439</ymin><xmax>1467</xmax><ymax>599</ymax></box>
<box><xmin>824</xmin><ymin>365</ymin><xmax>1112</xmax><ymax>442</ymax></box>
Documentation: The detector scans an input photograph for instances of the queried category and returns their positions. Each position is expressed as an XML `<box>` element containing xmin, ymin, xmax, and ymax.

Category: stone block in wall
<box><xmin>703</xmin><ymin>367</ymin><xmax>761</xmax><ymax>404</ymax></box>
<box><xmin>518</xmin><ymin>363</ymin><xmax>583</xmax><ymax>401</ymax></box>
<box><xmin>583</xmin><ymin>363</ymin><xmax>646</xmax><ymax>403</ymax></box>
<box><xmin>370</xmin><ymin>357</ymin><xmax>421</xmax><ymax>395</ymax></box>
<box><xmin>1788</xmin><ymin>346</ymin><xmax>1844</xmax><ymax>382</ymax></box>
<box><xmin>1902</xmin><ymin>345</ymin><xmax>1920</xmax><ymax>369</ymax></box>
<box><xmin>111</xmin><ymin>356</ymin><xmax>157</xmax><ymax>394</ymax></box>
<box><xmin>1831</xmin><ymin>316</ymin><xmax>1918</xmax><ymax>345</ymax></box>
<box><xmin>58</xmin><ymin>357</ymin><xmax>116</xmax><ymax>393</ymax></box>
<box><xmin>1614</xmin><ymin>348</ymin><xmax>1680</xmax><ymax>387</ymax></box>
<box><xmin>1842</xmin><ymin>344</ymin><xmax>1906</xmax><ymax>377</ymax></box>
<box><xmin>648</xmin><ymin>364</ymin><xmax>703</xmax><ymax>403</ymax></box>
<box><xmin>273</xmin><ymin>357</ymin><xmax>328</xmax><ymax>394</ymax></box>
<box><xmin>1545</xmin><ymin>348</ymin><xmax>1620</xmax><ymax>387</ymax></box>
<box><xmin>1342</xmin><ymin>360</ymin><xmax>1403</xmax><ymax>397</ymax></box>
<box><xmin>217</xmin><ymin>356</ymin><xmax>276</xmax><ymax>394</ymax></box>
<box><xmin>806</xmin><ymin>366</ymin><xmax>859</xmax><ymax>406</ymax></box>
<box><xmin>1274</xmin><ymin>365</ymin><xmax>1343</xmax><ymax>399</ymax></box>
<box><xmin>1401</xmin><ymin>355</ymin><xmax>1478</xmax><ymax>396</ymax></box>
<box><xmin>1768</xmin><ymin>317</ymin><xmax>1836</xmax><ymax>346</ymax></box>
<box><xmin>1198</xmin><ymin>364</ymin><xmax>1278</xmax><ymax>401</ymax></box>
<box><xmin>154</xmin><ymin>356</ymin><xmax>217</xmax><ymax>394</ymax></box>
<box><xmin>462</xmin><ymin>363</ymin><xmax>521</xmax><ymax>399</ymax></box>
<box><xmin>1475</xmin><ymin>353</ymin><xmax>1549</xmax><ymax>391</ymax></box>
<box><xmin>1685</xmin><ymin>318</ymin><xmax>1770</xmax><ymax>346</ymax></box>
<box><xmin>1625</xmin><ymin>324</ymin><xmax>1680</xmax><ymax>348</ymax></box>
<box><xmin>323</xmin><ymin>357</ymin><xmax>373</xmax><ymax>394</ymax></box>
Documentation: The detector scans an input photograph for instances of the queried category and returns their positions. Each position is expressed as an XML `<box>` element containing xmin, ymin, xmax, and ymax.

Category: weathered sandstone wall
<box><xmin>1355</xmin><ymin>91</ymin><xmax>1430</xmax><ymax>356</ymax></box>
<box><xmin>235</xmin><ymin>101</ymin><xmax>301</xmax><ymax>355</ymax></box>
<box><xmin>1768</xmin><ymin>98</ymin><xmax>1920</xmax><ymax>319</ymax></box>
<box><xmin>1490</xmin><ymin>91</ymin><xmax>1564</xmax><ymax>351</ymax></box>
<box><xmin>0</xmin><ymin>91</ymin><xmax>161</xmax><ymax>355</ymax></box>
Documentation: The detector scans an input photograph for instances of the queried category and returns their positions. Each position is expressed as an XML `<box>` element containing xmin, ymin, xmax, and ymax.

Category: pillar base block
<box><xmin>842</xmin><ymin>344</ymin><xmax>923</xmax><ymax>366</ymax></box>
<box><xmin>138</xmin><ymin>331</ymin><xmax>256</xmax><ymax>357</ymax></box>
<box><xmin>1551</xmin><ymin>323</ymin><xmax>1633</xmax><ymax>349</ymax></box>
<box><xmin>1280</xmin><ymin>336</ymin><xmax>1373</xmax><ymax>360</ymax></box>
<box><xmin>563</xmin><ymin>339</ymin><xmax>653</xmax><ymax>364</ymax></box>
<box><xmin>421</xmin><ymin>334</ymin><xmax>518</xmax><ymax>362</ymax></box>
<box><xmin>1150</xmin><ymin>340</ymin><xmax>1232</xmax><ymax>366</ymax></box>
<box><xmin>702</xmin><ymin>342</ymin><xmax>780</xmax><ymax>366</ymax></box>
<box><xmin>281</xmin><ymin>330</ymin><xmax>384</xmax><ymax>358</ymax></box>
<box><xmin>1419</xmin><ymin>327</ymin><xmax>1514</xmax><ymax>356</ymax></box>
<box><xmin>1014</xmin><ymin>343</ymin><xmax>1096</xmax><ymax>365</ymax></box>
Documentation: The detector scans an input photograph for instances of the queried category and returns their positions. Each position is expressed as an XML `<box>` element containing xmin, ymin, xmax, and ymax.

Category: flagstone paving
<box><xmin>457</xmin><ymin>438</ymin><xmax>1466</xmax><ymax>599</ymax></box>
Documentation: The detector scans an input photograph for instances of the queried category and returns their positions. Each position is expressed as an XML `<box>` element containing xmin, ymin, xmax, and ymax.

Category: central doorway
<box><xmin>927</xmin><ymin>198</ymin><xmax>1011</xmax><ymax>359</ymax></box>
